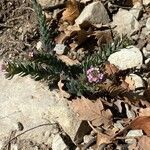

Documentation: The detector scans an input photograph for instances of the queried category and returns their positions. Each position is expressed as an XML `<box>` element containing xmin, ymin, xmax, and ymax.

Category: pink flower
<box><xmin>86</xmin><ymin>67</ymin><xmax>104</xmax><ymax>83</ymax></box>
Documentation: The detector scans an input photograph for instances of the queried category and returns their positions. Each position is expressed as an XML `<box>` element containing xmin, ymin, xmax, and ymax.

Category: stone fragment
<box><xmin>143</xmin><ymin>0</ymin><xmax>150</xmax><ymax>6</ymax></box>
<box><xmin>143</xmin><ymin>47</ymin><xmax>150</xmax><ymax>58</ymax></box>
<box><xmin>52</xmin><ymin>134</ymin><xmax>69</xmax><ymax>150</ymax></box>
<box><xmin>54</xmin><ymin>44</ymin><xmax>67</xmax><ymax>55</ymax></box>
<box><xmin>146</xmin><ymin>18</ymin><xmax>150</xmax><ymax>30</ymax></box>
<box><xmin>125</xmin><ymin>74</ymin><xmax>145</xmax><ymax>90</ymax></box>
<box><xmin>108</xmin><ymin>46</ymin><xmax>143</xmax><ymax>70</ymax></box>
<box><xmin>75</xmin><ymin>2</ymin><xmax>110</xmax><ymax>27</ymax></box>
<box><xmin>36</xmin><ymin>41</ymin><xmax>42</xmax><ymax>50</ymax></box>
<box><xmin>111</xmin><ymin>9</ymin><xmax>140</xmax><ymax>36</ymax></box>
<box><xmin>129</xmin><ymin>2</ymin><xmax>143</xmax><ymax>19</ymax></box>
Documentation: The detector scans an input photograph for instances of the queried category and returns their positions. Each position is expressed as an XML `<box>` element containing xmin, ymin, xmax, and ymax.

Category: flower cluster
<box><xmin>86</xmin><ymin>67</ymin><xmax>104</xmax><ymax>83</ymax></box>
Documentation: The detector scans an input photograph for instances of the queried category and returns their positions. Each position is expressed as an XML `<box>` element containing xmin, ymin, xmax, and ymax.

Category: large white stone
<box><xmin>75</xmin><ymin>2</ymin><xmax>110</xmax><ymax>27</ymax></box>
<box><xmin>108</xmin><ymin>46</ymin><xmax>143</xmax><ymax>70</ymax></box>
<box><xmin>112</xmin><ymin>9</ymin><xmax>140</xmax><ymax>36</ymax></box>
<box><xmin>0</xmin><ymin>71</ymin><xmax>81</xmax><ymax>144</ymax></box>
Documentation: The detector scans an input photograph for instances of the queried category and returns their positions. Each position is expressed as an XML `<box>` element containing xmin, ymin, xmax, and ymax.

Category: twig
<box><xmin>4</xmin><ymin>123</ymin><xmax>55</xmax><ymax>148</ymax></box>
<box><xmin>87</xmin><ymin>121</ymin><xmax>98</xmax><ymax>133</ymax></box>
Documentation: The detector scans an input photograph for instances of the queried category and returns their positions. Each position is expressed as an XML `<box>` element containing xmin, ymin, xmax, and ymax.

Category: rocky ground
<box><xmin>0</xmin><ymin>0</ymin><xmax>150</xmax><ymax>149</ymax></box>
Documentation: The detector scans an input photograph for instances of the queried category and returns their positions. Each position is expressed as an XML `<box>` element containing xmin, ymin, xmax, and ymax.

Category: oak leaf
<box><xmin>69</xmin><ymin>97</ymin><xmax>112</xmax><ymax>127</ymax></box>
<box><xmin>62</xmin><ymin>0</ymin><xmax>80</xmax><ymax>24</ymax></box>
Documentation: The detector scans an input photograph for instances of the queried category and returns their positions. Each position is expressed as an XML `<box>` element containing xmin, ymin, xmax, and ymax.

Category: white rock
<box><xmin>108</xmin><ymin>46</ymin><xmax>143</xmax><ymax>70</ymax></box>
<box><xmin>129</xmin><ymin>3</ymin><xmax>142</xmax><ymax>19</ymax></box>
<box><xmin>146</xmin><ymin>44</ymin><xmax>150</xmax><ymax>51</ymax></box>
<box><xmin>36</xmin><ymin>41</ymin><xmax>42</xmax><ymax>50</ymax></box>
<box><xmin>54</xmin><ymin>44</ymin><xmax>67</xmax><ymax>55</ymax></box>
<box><xmin>75</xmin><ymin>2</ymin><xmax>110</xmax><ymax>27</ymax></box>
<box><xmin>52</xmin><ymin>134</ymin><xmax>69</xmax><ymax>150</ymax></box>
<box><xmin>143</xmin><ymin>47</ymin><xmax>150</xmax><ymax>58</ymax></box>
<box><xmin>83</xmin><ymin>135</ymin><xmax>94</xmax><ymax>144</ymax></box>
<box><xmin>37</xmin><ymin>0</ymin><xmax>65</xmax><ymax>7</ymax></box>
<box><xmin>112</xmin><ymin>9</ymin><xmax>140</xmax><ymax>36</ymax></box>
<box><xmin>143</xmin><ymin>0</ymin><xmax>150</xmax><ymax>6</ymax></box>
<box><xmin>146</xmin><ymin>18</ymin><xmax>150</xmax><ymax>30</ymax></box>
<box><xmin>125</xmin><ymin>74</ymin><xmax>145</xmax><ymax>90</ymax></box>
<box><xmin>125</xmin><ymin>130</ymin><xmax>143</xmax><ymax>144</ymax></box>
<box><xmin>0</xmin><ymin>71</ymin><xmax>81</xmax><ymax>143</ymax></box>
<box><xmin>126</xmin><ymin>130</ymin><xmax>143</xmax><ymax>137</ymax></box>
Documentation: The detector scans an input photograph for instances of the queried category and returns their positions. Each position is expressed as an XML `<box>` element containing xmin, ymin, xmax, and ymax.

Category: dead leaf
<box><xmin>130</xmin><ymin>116</ymin><xmax>150</xmax><ymax>136</ymax></box>
<box><xmin>96</xmin><ymin>133</ymin><xmax>111</xmax><ymax>148</ymax></box>
<box><xmin>139</xmin><ymin>108</ymin><xmax>150</xmax><ymax>117</ymax></box>
<box><xmin>94</xmin><ymin>30</ymin><xmax>113</xmax><ymax>46</ymax></box>
<box><xmin>58</xmin><ymin>55</ymin><xmax>80</xmax><ymax>66</ymax></box>
<box><xmin>62</xmin><ymin>0</ymin><xmax>80</xmax><ymax>24</ymax></box>
<box><xmin>137</xmin><ymin>136</ymin><xmax>150</xmax><ymax>150</ymax></box>
<box><xmin>69</xmin><ymin>97</ymin><xmax>112</xmax><ymax>127</ymax></box>
<box><xmin>105</xmin><ymin>62</ymin><xmax>119</xmax><ymax>75</ymax></box>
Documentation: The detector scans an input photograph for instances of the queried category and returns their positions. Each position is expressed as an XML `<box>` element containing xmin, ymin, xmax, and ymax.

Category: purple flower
<box><xmin>86</xmin><ymin>67</ymin><xmax>104</xmax><ymax>83</ymax></box>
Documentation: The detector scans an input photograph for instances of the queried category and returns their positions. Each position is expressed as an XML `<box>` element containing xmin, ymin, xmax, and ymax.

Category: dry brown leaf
<box><xmin>137</xmin><ymin>136</ymin><xmax>150</xmax><ymax>150</ymax></box>
<box><xmin>139</xmin><ymin>108</ymin><xmax>150</xmax><ymax>117</ymax></box>
<box><xmin>130</xmin><ymin>116</ymin><xmax>150</xmax><ymax>136</ymax></box>
<box><xmin>58</xmin><ymin>55</ymin><xmax>80</xmax><ymax>66</ymax></box>
<box><xmin>105</xmin><ymin>62</ymin><xmax>119</xmax><ymax>75</ymax></box>
<box><xmin>94</xmin><ymin>30</ymin><xmax>113</xmax><ymax>46</ymax></box>
<box><xmin>96</xmin><ymin>133</ymin><xmax>111</xmax><ymax>148</ymax></box>
<box><xmin>69</xmin><ymin>97</ymin><xmax>112</xmax><ymax>127</ymax></box>
<box><xmin>62</xmin><ymin>0</ymin><xmax>80</xmax><ymax>24</ymax></box>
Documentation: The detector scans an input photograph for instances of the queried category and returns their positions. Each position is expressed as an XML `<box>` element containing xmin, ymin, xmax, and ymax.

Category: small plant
<box><xmin>3</xmin><ymin>1</ymin><xmax>133</xmax><ymax>98</ymax></box>
<box><xmin>31</xmin><ymin>0</ymin><xmax>56</xmax><ymax>52</ymax></box>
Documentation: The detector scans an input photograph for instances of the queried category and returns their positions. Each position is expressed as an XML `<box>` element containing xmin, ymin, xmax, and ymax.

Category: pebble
<box><xmin>143</xmin><ymin>47</ymin><xmax>150</xmax><ymax>58</ymax></box>
<box><xmin>75</xmin><ymin>1</ymin><xmax>110</xmax><ymax>27</ymax></box>
<box><xmin>125</xmin><ymin>74</ymin><xmax>145</xmax><ymax>90</ymax></box>
<box><xmin>108</xmin><ymin>46</ymin><xmax>143</xmax><ymax>70</ymax></box>
<box><xmin>52</xmin><ymin>134</ymin><xmax>69</xmax><ymax>150</ymax></box>
<box><xmin>111</xmin><ymin>9</ymin><xmax>140</xmax><ymax>36</ymax></box>
<box><xmin>54</xmin><ymin>44</ymin><xmax>67</xmax><ymax>55</ymax></box>
<box><xmin>36</xmin><ymin>41</ymin><xmax>42</xmax><ymax>50</ymax></box>
<box><xmin>129</xmin><ymin>3</ymin><xmax>143</xmax><ymax>20</ymax></box>
<box><xmin>83</xmin><ymin>135</ymin><xmax>94</xmax><ymax>144</ymax></box>
<box><xmin>146</xmin><ymin>18</ymin><xmax>150</xmax><ymax>30</ymax></box>
<box><xmin>125</xmin><ymin>130</ymin><xmax>143</xmax><ymax>145</ymax></box>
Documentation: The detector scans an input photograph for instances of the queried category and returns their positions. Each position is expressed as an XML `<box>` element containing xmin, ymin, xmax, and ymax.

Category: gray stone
<box><xmin>126</xmin><ymin>130</ymin><xmax>143</xmax><ymax>137</ymax></box>
<box><xmin>37</xmin><ymin>0</ymin><xmax>65</xmax><ymax>7</ymax></box>
<box><xmin>111</xmin><ymin>9</ymin><xmax>140</xmax><ymax>36</ymax></box>
<box><xmin>146</xmin><ymin>44</ymin><xmax>150</xmax><ymax>51</ymax></box>
<box><xmin>108</xmin><ymin>46</ymin><xmax>143</xmax><ymax>70</ymax></box>
<box><xmin>75</xmin><ymin>2</ymin><xmax>110</xmax><ymax>27</ymax></box>
<box><xmin>52</xmin><ymin>134</ymin><xmax>69</xmax><ymax>150</ymax></box>
<box><xmin>143</xmin><ymin>47</ymin><xmax>150</xmax><ymax>58</ymax></box>
<box><xmin>54</xmin><ymin>44</ymin><xmax>67</xmax><ymax>55</ymax></box>
<box><xmin>0</xmin><ymin>71</ymin><xmax>81</xmax><ymax>144</ymax></box>
<box><xmin>146</xmin><ymin>18</ymin><xmax>150</xmax><ymax>30</ymax></box>
<box><xmin>125</xmin><ymin>130</ymin><xmax>143</xmax><ymax>145</ymax></box>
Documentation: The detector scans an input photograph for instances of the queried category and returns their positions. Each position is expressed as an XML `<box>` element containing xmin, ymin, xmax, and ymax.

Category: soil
<box><xmin>0</xmin><ymin>0</ymin><xmax>39</xmax><ymax>60</ymax></box>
